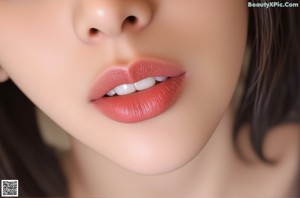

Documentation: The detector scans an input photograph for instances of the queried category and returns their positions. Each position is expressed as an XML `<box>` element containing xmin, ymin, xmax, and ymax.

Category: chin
<box><xmin>116</xmin><ymin>156</ymin><xmax>198</xmax><ymax>176</ymax></box>
<box><xmin>110</xmin><ymin>140</ymin><xmax>206</xmax><ymax>175</ymax></box>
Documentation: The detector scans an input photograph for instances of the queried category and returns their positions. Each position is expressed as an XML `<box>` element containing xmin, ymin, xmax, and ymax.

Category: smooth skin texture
<box><xmin>0</xmin><ymin>0</ymin><xmax>299</xmax><ymax>197</ymax></box>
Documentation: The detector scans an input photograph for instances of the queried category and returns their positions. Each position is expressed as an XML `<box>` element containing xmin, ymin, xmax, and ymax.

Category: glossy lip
<box><xmin>89</xmin><ymin>58</ymin><xmax>186</xmax><ymax>123</ymax></box>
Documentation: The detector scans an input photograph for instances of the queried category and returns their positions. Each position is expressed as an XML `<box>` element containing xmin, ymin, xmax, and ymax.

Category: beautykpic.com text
<box><xmin>248</xmin><ymin>1</ymin><xmax>299</xmax><ymax>8</ymax></box>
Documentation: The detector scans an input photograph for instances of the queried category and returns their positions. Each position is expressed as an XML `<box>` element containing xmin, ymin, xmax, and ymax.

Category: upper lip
<box><xmin>89</xmin><ymin>58</ymin><xmax>185</xmax><ymax>101</ymax></box>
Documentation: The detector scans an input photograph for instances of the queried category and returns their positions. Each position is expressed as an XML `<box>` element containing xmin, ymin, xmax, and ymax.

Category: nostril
<box><xmin>89</xmin><ymin>28</ymin><xmax>100</xmax><ymax>36</ymax></box>
<box><xmin>122</xmin><ymin>15</ymin><xmax>138</xmax><ymax>30</ymax></box>
<box><xmin>126</xmin><ymin>16</ymin><xmax>138</xmax><ymax>24</ymax></box>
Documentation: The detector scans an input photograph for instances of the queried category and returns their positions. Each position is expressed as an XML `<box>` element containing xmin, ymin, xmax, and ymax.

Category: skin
<box><xmin>0</xmin><ymin>0</ymin><xmax>299</xmax><ymax>197</ymax></box>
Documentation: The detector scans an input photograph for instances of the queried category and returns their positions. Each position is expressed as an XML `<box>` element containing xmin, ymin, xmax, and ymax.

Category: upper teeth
<box><xmin>106</xmin><ymin>76</ymin><xmax>168</xmax><ymax>96</ymax></box>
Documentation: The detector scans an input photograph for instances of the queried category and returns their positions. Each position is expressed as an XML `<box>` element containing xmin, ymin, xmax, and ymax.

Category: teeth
<box><xmin>155</xmin><ymin>76</ymin><xmax>167</xmax><ymax>82</ymax></box>
<box><xmin>105</xmin><ymin>76</ymin><xmax>168</xmax><ymax>96</ymax></box>
<box><xmin>114</xmin><ymin>84</ymin><xmax>136</xmax><ymax>96</ymax></box>
<box><xmin>134</xmin><ymin>77</ymin><xmax>156</xmax><ymax>91</ymax></box>
<box><xmin>106</xmin><ymin>89</ymin><xmax>116</xmax><ymax>96</ymax></box>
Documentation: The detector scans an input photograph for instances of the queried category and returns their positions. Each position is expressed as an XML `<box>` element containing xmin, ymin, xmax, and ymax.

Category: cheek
<box><xmin>160</xmin><ymin>0</ymin><xmax>248</xmax><ymax>121</ymax></box>
<box><xmin>0</xmin><ymin>3</ymin><xmax>87</xmax><ymax>110</ymax></box>
<box><xmin>186</xmin><ymin>0</ymin><xmax>248</xmax><ymax>108</ymax></box>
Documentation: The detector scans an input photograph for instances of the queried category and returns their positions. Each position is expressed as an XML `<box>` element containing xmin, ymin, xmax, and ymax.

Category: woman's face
<box><xmin>0</xmin><ymin>0</ymin><xmax>248</xmax><ymax>174</ymax></box>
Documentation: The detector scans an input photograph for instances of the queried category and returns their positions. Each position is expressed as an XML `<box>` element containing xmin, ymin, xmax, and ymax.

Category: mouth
<box><xmin>89</xmin><ymin>58</ymin><xmax>186</xmax><ymax>123</ymax></box>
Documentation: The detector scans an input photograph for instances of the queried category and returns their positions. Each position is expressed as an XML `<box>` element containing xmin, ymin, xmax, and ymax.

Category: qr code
<box><xmin>1</xmin><ymin>180</ymin><xmax>18</xmax><ymax>197</ymax></box>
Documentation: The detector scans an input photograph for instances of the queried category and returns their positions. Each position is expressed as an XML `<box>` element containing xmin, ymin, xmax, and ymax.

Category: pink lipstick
<box><xmin>89</xmin><ymin>58</ymin><xmax>186</xmax><ymax>123</ymax></box>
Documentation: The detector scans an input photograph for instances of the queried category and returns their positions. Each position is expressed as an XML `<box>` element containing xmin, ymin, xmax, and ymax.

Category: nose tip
<box><xmin>73</xmin><ymin>0</ymin><xmax>153</xmax><ymax>42</ymax></box>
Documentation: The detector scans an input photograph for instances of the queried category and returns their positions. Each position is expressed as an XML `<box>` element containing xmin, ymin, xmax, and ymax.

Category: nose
<box><xmin>73</xmin><ymin>0</ymin><xmax>153</xmax><ymax>42</ymax></box>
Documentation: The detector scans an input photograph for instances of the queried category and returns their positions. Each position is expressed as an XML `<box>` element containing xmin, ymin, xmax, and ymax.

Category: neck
<box><xmin>63</xmin><ymin>108</ymin><xmax>237</xmax><ymax>198</ymax></box>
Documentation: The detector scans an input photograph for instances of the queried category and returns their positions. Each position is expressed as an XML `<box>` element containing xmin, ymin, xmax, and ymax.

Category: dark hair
<box><xmin>233</xmin><ymin>1</ymin><xmax>300</xmax><ymax>195</ymax></box>
<box><xmin>234</xmin><ymin>3</ymin><xmax>300</xmax><ymax>160</ymax></box>
<box><xmin>0</xmin><ymin>81</ymin><xmax>68</xmax><ymax>197</ymax></box>
<box><xmin>0</xmin><ymin>2</ymin><xmax>299</xmax><ymax>197</ymax></box>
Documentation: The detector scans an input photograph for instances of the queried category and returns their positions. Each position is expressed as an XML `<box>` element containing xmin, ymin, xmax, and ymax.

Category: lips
<box><xmin>89</xmin><ymin>58</ymin><xmax>186</xmax><ymax>123</ymax></box>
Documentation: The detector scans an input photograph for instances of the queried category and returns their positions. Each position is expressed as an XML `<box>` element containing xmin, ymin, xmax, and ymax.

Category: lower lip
<box><xmin>92</xmin><ymin>74</ymin><xmax>185</xmax><ymax>123</ymax></box>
